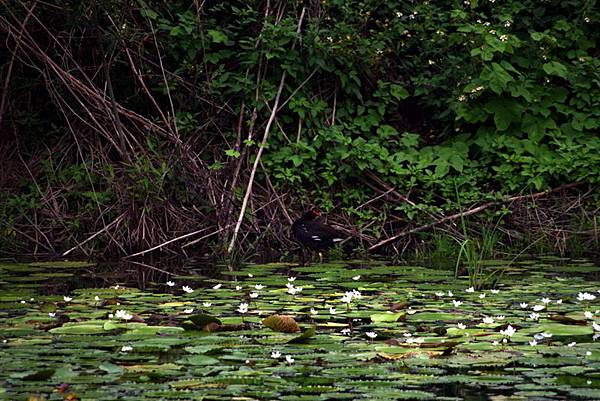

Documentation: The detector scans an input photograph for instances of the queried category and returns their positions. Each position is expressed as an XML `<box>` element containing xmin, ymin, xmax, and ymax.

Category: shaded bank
<box><xmin>1</xmin><ymin>1</ymin><xmax>599</xmax><ymax>262</ymax></box>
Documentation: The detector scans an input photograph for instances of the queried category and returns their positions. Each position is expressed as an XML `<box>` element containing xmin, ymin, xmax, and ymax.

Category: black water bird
<box><xmin>291</xmin><ymin>208</ymin><xmax>343</xmax><ymax>263</ymax></box>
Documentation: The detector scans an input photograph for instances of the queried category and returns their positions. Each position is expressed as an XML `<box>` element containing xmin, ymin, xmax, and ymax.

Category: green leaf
<box><xmin>188</xmin><ymin>314</ymin><xmax>222</xmax><ymax>330</ymax></box>
<box><xmin>390</xmin><ymin>84</ymin><xmax>409</xmax><ymax>101</ymax></box>
<box><xmin>207</xmin><ymin>30</ymin><xmax>228</xmax><ymax>44</ymax></box>
<box><xmin>290</xmin><ymin>155</ymin><xmax>303</xmax><ymax>167</ymax></box>
<box><xmin>225</xmin><ymin>149</ymin><xmax>240</xmax><ymax>158</ymax></box>
<box><xmin>542</xmin><ymin>61</ymin><xmax>568</xmax><ymax>78</ymax></box>
<box><xmin>370</xmin><ymin>312</ymin><xmax>405</xmax><ymax>323</ymax></box>
<box><xmin>484</xmin><ymin>97</ymin><xmax>524</xmax><ymax>131</ymax></box>
<box><xmin>288</xmin><ymin>326</ymin><xmax>316</xmax><ymax>343</ymax></box>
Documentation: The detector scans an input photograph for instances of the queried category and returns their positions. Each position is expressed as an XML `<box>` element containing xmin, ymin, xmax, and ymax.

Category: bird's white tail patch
<box><xmin>333</xmin><ymin>238</ymin><xmax>343</xmax><ymax>242</ymax></box>
<box><xmin>311</xmin><ymin>235</ymin><xmax>322</xmax><ymax>241</ymax></box>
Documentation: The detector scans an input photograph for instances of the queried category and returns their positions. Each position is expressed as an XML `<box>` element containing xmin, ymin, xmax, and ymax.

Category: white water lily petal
<box><xmin>500</xmin><ymin>325</ymin><xmax>516</xmax><ymax>337</ymax></box>
<box><xmin>237</xmin><ymin>302</ymin><xmax>249</xmax><ymax>314</ymax></box>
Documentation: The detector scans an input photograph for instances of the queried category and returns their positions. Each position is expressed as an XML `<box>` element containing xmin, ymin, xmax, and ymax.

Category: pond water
<box><xmin>2</xmin><ymin>258</ymin><xmax>600</xmax><ymax>400</ymax></box>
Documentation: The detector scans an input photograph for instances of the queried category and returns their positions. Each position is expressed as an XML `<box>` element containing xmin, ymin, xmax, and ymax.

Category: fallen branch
<box><xmin>368</xmin><ymin>182</ymin><xmax>585</xmax><ymax>252</ymax></box>
<box><xmin>124</xmin><ymin>226</ymin><xmax>213</xmax><ymax>258</ymax></box>
<box><xmin>62</xmin><ymin>213</ymin><xmax>125</xmax><ymax>256</ymax></box>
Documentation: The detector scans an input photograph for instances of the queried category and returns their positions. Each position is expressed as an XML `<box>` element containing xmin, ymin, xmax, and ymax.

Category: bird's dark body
<box><xmin>291</xmin><ymin>210</ymin><xmax>343</xmax><ymax>251</ymax></box>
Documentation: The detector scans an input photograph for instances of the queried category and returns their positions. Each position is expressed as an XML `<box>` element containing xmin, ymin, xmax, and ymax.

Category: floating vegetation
<box><xmin>2</xmin><ymin>259</ymin><xmax>600</xmax><ymax>400</ymax></box>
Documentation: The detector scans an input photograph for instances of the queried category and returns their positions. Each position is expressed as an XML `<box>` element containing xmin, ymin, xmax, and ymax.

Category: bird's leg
<box><xmin>299</xmin><ymin>248</ymin><xmax>307</xmax><ymax>266</ymax></box>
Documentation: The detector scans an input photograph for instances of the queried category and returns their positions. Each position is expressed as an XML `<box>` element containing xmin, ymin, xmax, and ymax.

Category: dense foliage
<box><xmin>1</xmin><ymin>0</ymin><xmax>599</xmax><ymax>258</ymax></box>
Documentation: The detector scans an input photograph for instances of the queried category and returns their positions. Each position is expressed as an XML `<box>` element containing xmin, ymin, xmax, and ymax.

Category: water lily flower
<box><xmin>94</xmin><ymin>296</ymin><xmax>100</xmax><ymax>301</ymax></box>
<box><xmin>541</xmin><ymin>297</ymin><xmax>551</xmax><ymax>304</ymax></box>
<box><xmin>234</xmin><ymin>285</ymin><xmax>241</xmax><ymax>291</ymax></box>
<box><xmin>587</xmin><ymin>351</ymin><xmax>592</xmax><ymax>356</ymax></box>
<box><xmin>568</xmin><ymin>342</ymin><xmax>576</xmax><ymax>347</ymax></box>
<box><xmin>577</xmin><ymin>292</ymin><xmax>596</xmax><ymax>301</ymax></box>
<box><xmin>48</xmin><ymin>312</ymin><xmax>56</xmax><ymax>317</ymax></box>
<box><xmin>556</xmin><ymin>299</ymin><xmax>563</xmax><ymax>304</ymax></box>
<box><xmin>529</xmin><ymin>312</ymin><xmax>540</xmax><ymax>321</ymax></box>
<box><xmin>121</xmin><ymin>345</ymin><xmax>133</xmax><ymax>352</ymax></box>
<box><xmin>184</xmin><ymin>308</ymin><xmax>194</xmax><ymax>314</ymax></box>
<box><xmin>341</xmin><ymin>328</ymin><xmax>351</xmax><ymax>335</ymax></box>
<box><xmin>519</xmin><ymin>303</ymin><xmax>528</xmax><ymax>308</ymax></box>
<box><xmin>166</xmin><ymin>281</ymin><xmax>175</xmax><ymax>287</ymax></box>
<box><xmin>500</xmin><ymin>325</ymin><xmax>516</xmax><ymax>337</ymax></box>
<box><xmin>406</xmin><ymin>337</ymin><xmax>424</xmax><ymax>344</ymax></box>
<box><xmin>255</xmin><ymin>284</ymin><xmax>265</xmax><ymax>290</ymax></box>
<box><xmin>30</xmin><ymin>298</ymin><xmax>35</xmax><ymax>301</ymax></box>
<box><xmin>351</xmin><ymin>289</ymin><xmax>362</xmax><ymax>299</ymax></box>
<box><xmin>366</xmin><ymin>331</ymin><xmax>377</xmax><ymax>339</ymax></box>
<box><xmin>182</xmin><ymin>286</ymin><xmax>194</xmax><ymax>293</ymax></box>
<box><xmin>529</xmin><ymin>340</ymin><xmax>537</xmax><ymax>346</ymax></box>
<box><xmin>203</xmin><ymin>302</ymin><xmax>212</xmax><ymax>307</ymax></box>
<box><xmin>479</xmin><ymin>293</ymin><xmax>486</xmax><ymax>299</ymax></box>
<box><xmin>452</xmin><ymin>300</ymin><xmax>463</xmax><ymax>307</ymax></box>
<box><xmin>271</xmin><ymin>350</ymin><xmax>281</xmax><ymax>358</ymax></box>
<box><xmin>534</xmin><ymin>332</ymin><xmax>552</xmax><ymax>340</ymax></box>
<box><xmin>288</xmin><ymin>277</ymin><xmax>296</xmax><ymax>282</ymax></box>
<box><xmin>237</xmin><ymin>302</ymin><xmax>249</xmax><ymax>314</ymax></box>
<box><xmin>212</xmin><ymin>284</ymin><xmax>222</xmax><ymax>290</ymax></box>
<box><xmin>403</xmin><ymin>332</ymin><xmax>412</xmax><ymax>337</ymax></box>
<box><xmin>287</xmin><ymin>285</ymin><xmax>302</xmax><ymax>295</ymax></box>
<box><xmin>496</xmin><ymin>315</ymin><xmax>506</xmax><ymax>320</ymax></box>
<box><xmin>108</xmin><ymin>313</ymin><xmax>114</xmax><ymax>319</ymax></box>
<box><xmin>490</xmin><ymin>289</ymin><xmax>500</xmax><ymax>294</ymax></box>
<box><xmin>492</xmin><ymin>341</ymin><xmax>499</xmax><ymax>346</ymax></box>
<box><xmin>352</xmin><ymin>275</ymin><xmax>361</xmax><ymax>281</ymax></box>
<box><xmin>341</xmin><ymin>294</ymin><xmax>352</xmax><ymax>304</ymax></box>
<box><xmin>310</xmin><ymin>308</ymin><xmax>318</xmax><ymax>315</ymax></box>
<box><xmin>482</xmin><ymin>317</ymin><xmax>494</xmax><ymax>324</ymax></box>
<box><xmin>584</xmin><ymin>311</ymin><xmax>594</xmax><ymax>319</ymax></box>
<box><xmin>457</xmin><ymin>323</ymin><xmax>466</xmax><ymax>330</ymax></box>
<box><xmin>248</xmin><ymin>273</ymin><xmax>254</xmax><ymax>278</ymax></box>
<box><xmin>249</xmin><ymin>292</ymin><xmax>259</xmax><ymax>299</ymax></box>
<box><xmin>329</xmin><ymin>306</ymin><xmax>337</xmax><ymax>315</ymax></box>
<box><xmin>447</xmin><ymin>291</ymin><xmax>454</xmax><ymax>297</ymax></box>
<box><xmin>465</xmin><ymin>287</ymin><xmax>475</xmax><ymax>293</ymax></box>
<box><xmin>115</xmin><ymin>309</ymin><xmax>133</xmax><ymax>320</ymax></box>
<box><xmin>20</xmin><ymin>300</ymin><xmax>26</xmax><ymax>304</ymax></box>
<box><xmin>285</xmin><ymin>355</ymin><xmax>295</xmax><ymax>364</ymax></box>
<box><xmin>63</xmin><ymin>296</ymin><xmax>73</xmax><ymax>302</ymax></box>
<box><xmin>112</xmin><ymin>285</ymin><xmax>120</xmax><ymax>290</ymax></box>
<box><xmin>592</xmin><ymin>322</ymin><xmax>600</xmax><ymax>332</ymax></box>
<box><xmin>435</xmin><ymin>292</ymin><xmax>444</xmax><ymax>297</ymax></box>
<box><xmin>533</xmin><ymin>305</ymin><xmax>545</xmax><ymax>311</ymax></box>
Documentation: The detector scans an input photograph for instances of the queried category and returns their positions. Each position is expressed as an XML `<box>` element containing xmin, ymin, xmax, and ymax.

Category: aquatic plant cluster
<box><xmin>2</xmin><ymin>259</ymin><xmax>600</xmax><ymax>399</ymax></box>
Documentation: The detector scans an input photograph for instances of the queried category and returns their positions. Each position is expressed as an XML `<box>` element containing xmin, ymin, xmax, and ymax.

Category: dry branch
<box><xmin>368</xmin><ymin>182</ymin><xmax>585</xmax><ymax>252</ymax></box>
<box><xmin>226</xmin><ymin>7</ymin><xmax>306</xmax><ymax>259</ymax></box>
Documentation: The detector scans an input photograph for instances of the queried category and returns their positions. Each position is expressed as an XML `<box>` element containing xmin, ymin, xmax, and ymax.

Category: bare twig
<box><xmin>368</xmin><ymin>182</ymin><xmax>585</xmax><ymax>252</ymax></box>
<box><xmin>226</xmin><ymin>7</ymin><xmax>306</xmax><ymax>261</ymax></box>
<box><xmin>62</xmin><ymin>213</ymin><xmax>125</xmax><ymax>256</ymax></box>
